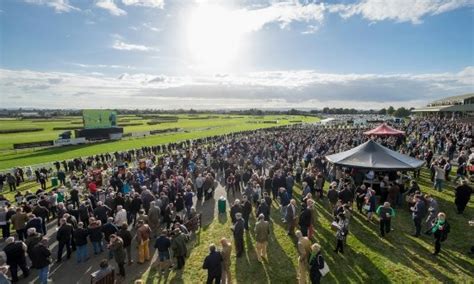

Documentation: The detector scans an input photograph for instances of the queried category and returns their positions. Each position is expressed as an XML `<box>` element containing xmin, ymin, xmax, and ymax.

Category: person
<box><xmin>355</xmin><ymin>185</ymin><xmax>367</xmax><ymax>213</ymax></box>
<box><xmin>229</xmin><ymin>200</ymin><xmax>242</xmax><ymax>224</ymax></box>
<box><xmin>202</xmin><ymin>244</ymin><xmax>223</xmax><ymax>284</ymax></box>
<box><xmin>279</xmin><ymin>188</ymin><xmax>290</xmax><ymax>221</ymax></box>
<box><xmin>154</xmin><ymin>230</ymin><xmax>171</xmax><ymax>273</ymax></box>
<box><xmin>309</xmin><ymin>243</ymin><xmax>325</xmax><ymax>284</ymax></box>
<box><xmin>136</xmin><ymin>220</ymin><xmax>151</xmax><ymax>264</ymax></box>
<box><xmin>88</xmin><ymin>219</ymin><xmax>104</xmax><ymax>255</ymax></box>
<box><xmin>454</xmin><ymin>180</ymin><xmax>472</xmax><ymax>214</ymax></box>
<box><xmin>365</xmin><ymin>188</ymin><xmax>377</xmax><ymax>222</ymax></box>
<box><xmin>431</xmin><ymin>212</ymin><xmax>450</xmax><ymax>256</ymax></box>
<box><xmin>327</xmin><ymin>183</ymin><xmax>338</xmax><ymax>211</ymax></box>
<box><xmin>220</xmin><ymin>237</ymin><xmax>232</xmax><ymax>284</ymax></box>
<box><xmin>29</xmin><ymin>237</ymin><xmax>51</xmax><ymax>284</ymax></box>
<box><xmin>433</xmin><ymin>162</ymin><xmax>445</xmax><ymax>192</ymax></box>
<box><xmin>299</xmin><ymin>205</ymin><xmax>312</xmax><ymax>237</ymax></box>
<box><xmin>334</xmin><ymin>213</ymin><xmax>348</xmax><ymax>254</ymax></box>
<box><xmin>257</xmin><ymin>198</ymin><xmax>270</xmax><ymax>221</ymax></box>
<box><xmin>376</xmin><ymin>202</ymin><xmax>395</xmax><ymax>237</ymax></box>
<box><xmin>285</xmin><ymin>199</ymin><xmax>297</xmax><ymax>236</ymax></box>
<box><xmin>108</xmin><ymin>234</ymin><xmax>126</xmax><ymax>277</ymax></box>
<box><xmin>0</xmin><ymin>207</ymin><xmax>10</xmax><ymax>239</ymax></box>
<box><xmin>425</xmin><ymin>195</ymin><xmax>439</xmax><ymax>231</ymax></box>
<box><xmin>411</xmin><ymin>195</ymin><xmax>426</xmax><ymax>237</ymax></box>
<box><xmin>0</xmin><ymin>263</ymin><xmax>10</xmax><ymax>284</ymax></box>
<box><xmin>25</xmin><ymin>228</ymin><xmax>42</xmax><ymax>261</ymax></box>
<box><xmin>11</xmin><ymin>208</ymin><xmax>28</xmax><ymax>241</ymax></box>
<box><xmin>91</xmin><ymin>259</ymin><xmax>113</xmax><ymax>283</ymax></box>
<box><xmin>56</xmin><ymin>217</ymin><xmax>73</xmax><ymax>262</ymax></box>
<box><xmin>73</xmin><ymin>222</ymin><xmax>89</xmax><ymax>263</ymax></box>
<box><xmin>254</xmin><ymin>214</ymin><xmax>269</xmax><ymax>261</ymax></box>
<box><xmin>102</xmin><ymin>217</ymin><xmax>118</xmax><ymax>259</ymax></box>
<box><xmin>232</xmin><ymin>212</ymin><xmax>245</xmax><ymax>257</ymax></box>
<box><xmin>3</xmin><ymin>237</ymin><xmax>29</xmax><ymax>283</ymax></box>
<box><xmin>117</xmin><ymin>223</ymin><xmax>133</xmax><ymax>265</ymax></box>
<box><xmin>171</xmin><ymin>228</ymin><xmax>188</xmax><ymax>269</ymax></box>
<box><xmin>114</xmin><ymin>205</ymin><xmax>127</xmax><ymax>227</ymax></box>
<box><xmin>241</xmin><ymin>195</ymin><xmax>252</xmax><ymax>230</ymax></box>
<box><xmin>296</xmin><ymin>230</ymin><xmax>312</xmax><ymax>284</ymax></box>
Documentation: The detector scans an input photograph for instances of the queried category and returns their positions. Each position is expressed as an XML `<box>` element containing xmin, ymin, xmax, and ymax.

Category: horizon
<box><xmin>1</xmin><ymin>0</ymin><xmax>473</xmax><ymax>109</ymax></box>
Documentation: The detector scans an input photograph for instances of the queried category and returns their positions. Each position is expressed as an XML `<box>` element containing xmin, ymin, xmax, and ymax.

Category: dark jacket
<box><xmin>154</xmin><ymin>236</ymin><xmax>171</xmax><ymax>252</ymax></box>
<box><xmin>93</xmin><ymin>206</ymin><xmax>111</xmax><ymax>224</ymax></box>
<box><xmin>88</xmin><ymin>224</ymin><xmax>103</xmax><ymax>242</ymax></box>
<box><xmin>73</xmin><ymin>228</ymin><xmax>89</xmax><ymax>246</ymax></box>
<box><xmin>202</xmin><ymin>251</ymin><xmax>223</xmax><ymax>278</ymax></box>
<box><xmin>299</xmin><ymin>208</ymin><xmax>312</xmax><ymax>227</ymax></box>
<box><xmin>256</xmin><ymin>202</ymin><xmax>270</xmax><ymax>221</ymax></box>
<box><xmin>233</xmin><ymin>219</ymin><xmax>244</xmax><ymax>239</ymax></box>
<box><xmin>102</xmin><ymin>223</ymin><xmax>118</xmax><ymax>242</ymax></box>
<box><xmin>309</xmin><ymin>252</ymin><xmax>324</xmax><ymax>281</ymax></box>
<box><xmin>26</xmin><ymin>217</ymin><xmax>43</xmax><ymax>234</ymax></box>
<box><xmin>30</xmin><ymin>244</ymin><xmax>51</xmax><ymax>269</ymax></box>
<box><xmin>56</xmin><ymin>223</ymin><xmax>73</xmax><ymax>242</ymax></box>
<box><xmin>3</xmin><ymin>241</ymin><xmax>27</xmax><ymax>265</ymax></box>
<box><xmin>117</xmin><ymin>228</ymin><xmax>132</xmax><ymax>248</ymax></box>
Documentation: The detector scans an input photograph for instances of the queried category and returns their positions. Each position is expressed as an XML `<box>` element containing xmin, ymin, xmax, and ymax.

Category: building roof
<box><xmin>363</xmin><ymin>123</ymin><xmax>405</xmax><ymax>136</ymax></box>
<box><xmin>428</xmin><ymin>93</ymin><xmax>474</xmax><ymax>106</ymax></box>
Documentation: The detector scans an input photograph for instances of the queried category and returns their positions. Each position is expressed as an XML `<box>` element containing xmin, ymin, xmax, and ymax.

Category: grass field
<box><xmin>0</xmin><ymin>114</ymin><xmax>318</xmax><ymax>170</ymax></box>
<box><xmin>139</xmin><ymin>169</ymin><xmax>474</xmax><ymax>284</ymax></box>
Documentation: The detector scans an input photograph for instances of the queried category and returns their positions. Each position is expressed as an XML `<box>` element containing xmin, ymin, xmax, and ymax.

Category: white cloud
<box><xmin>24</xmin><ymin>0</ymin><xmax>79</xmax><ymax>13</ymax></box>
<box><xmin>1</xmin><ymin>67</ymin><xmax>472</xmax><ymax>109</ymax></box>
<box><xmin>330</xmin><ymin>0</ymin><xmax>472</xmax><ymax>24</ymax></box>
<box><xmin>70</xmin><ymin>62</ymin><xmax>136</xmax><ymax>70</ymax></box>
<box><xmin>122</xmin><ymin>0</ymin><xmax>164</xmax><ymax>9</ymax></box>
<box><xmin>112</xmin><ymin>40</ymin><xmax>157</xmax><ymax>51</ymax></box>
<box><xmin>96</xmin><ymin>0</ymin><xmax>127</xmax><ymax>16</ymax></box>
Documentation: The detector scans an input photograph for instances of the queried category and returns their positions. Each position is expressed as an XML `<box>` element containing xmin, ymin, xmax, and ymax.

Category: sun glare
<box><xmin>186</xmin><ymin>3</ymin><xmax>243</xmax><ymax>72</ymax></box>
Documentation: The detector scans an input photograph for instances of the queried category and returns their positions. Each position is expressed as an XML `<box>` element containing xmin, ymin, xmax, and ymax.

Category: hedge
<box><xmin>0</xmin><ymin>128</ymin><xmax>43</xmax><ymax>134</ymax></box>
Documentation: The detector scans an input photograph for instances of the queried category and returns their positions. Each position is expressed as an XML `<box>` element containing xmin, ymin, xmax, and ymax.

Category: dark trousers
<box><xmin>380</xmin><ymin>219</ymin><xmax>391</xmax><ymax>236</ymax></box>
<box><xmin>456</xmin><ymin>202</ymin><xmax>467</xmax><ymax>214</ymax></box>
<box><xmin>117</xmin><ymin>261</ymin><xmax>125</xmax><ymax>276</ymax></box>
<box><xmin>207</xmin><ymin>274</ymin><xmax>221</xmax><ymax>284</ymax></box>
<box><xmin>41</xmin><ymin>218</ymin><xmax>47</xmax><ymax>236</ymax></box>
<box><xmin>235</xmin><ymin>237</ymin><xmax>244</xmax><ymax>257</ymax></box>
<box><xmin>413</xmin><ymin>218</ymin><xmax>422</xmax><ymax>236</ymax></box>
<box><xmin>9</xmin><ymin>183</ymin><xmax>16</xmax><ymax>192</ymax></box>
<box><xmin>434</xmin><ymin>236</ymin><xmax>442</xmax><ymax>254</ymax></box>
<box><xmin>9</xmin><ymin>260</ymin><xmax>29</xmax><ymax>282</ymax></box>
<box><xmin>16</xmin><ymin>229</ymin><xmax>27</xmax><ymax>241</ymax></box>
<box><xmin>197</xmin><ymin>187</ymin><xmax>203</xmax><ymax>200</ymax></box>
<box><xmin>335</xmin><ymin>239</ymin><xmax>344</xmax><ymax>253</ymax></box>
<box><xmin>57</xmin><ymin>240</ymin><xmax>72</xmax><ymax>260</ymax></box>
<box><xmin>1</xmin><ymin>223</ymin><xmax>10</xmax><ymax>239</ymax></box>
<box><xmin>176</xmin><ymin>255</ymin><xmax>185</xmax><ymax>269</ymax></box>
<box><xmin>300</xmin><ymin>225</ymin><xmax>308</xmax><ymax>237</ymax></box>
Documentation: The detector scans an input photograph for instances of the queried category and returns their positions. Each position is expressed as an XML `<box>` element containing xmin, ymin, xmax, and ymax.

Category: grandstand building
<box><xmin>412</xmin><ymin>93</ymin><xmax>474</xmax><ymax>118</ymax></box>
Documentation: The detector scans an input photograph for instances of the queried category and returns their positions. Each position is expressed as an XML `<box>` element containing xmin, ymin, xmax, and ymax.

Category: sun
<box><xmin>186</xmin><ymin>3</ymin><xmax>243</xmax><ymax>72</ymax></box>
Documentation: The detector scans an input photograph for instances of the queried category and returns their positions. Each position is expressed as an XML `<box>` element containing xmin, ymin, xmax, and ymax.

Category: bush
<box><xmin>0</xmin><ymin>128</ymin><xmax>43</xmax><ymax>134</ymax></box>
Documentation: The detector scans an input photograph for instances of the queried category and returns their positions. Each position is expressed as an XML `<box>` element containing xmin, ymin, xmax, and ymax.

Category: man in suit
<box><xmin>202</xmin><ymin>244</ymin><xmax>223</xmax><ymax>284</ymax></box>
<box><xmin>286</xmin><ymin>199</ymin><xmax>297</xmax><ymax>236</ymax></box>
<box><xmin>254</xmin><ymin>214</ymin><xmax>270</xmax><ymax>261</ymax></box>
<box><xmin>232</xmin><ymin>213</ymin><xmax>245</xmax><ymax>257</ymax></box>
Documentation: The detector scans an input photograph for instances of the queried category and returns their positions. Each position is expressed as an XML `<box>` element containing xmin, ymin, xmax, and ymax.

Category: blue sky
<box><xmin>0</xmin><ymin>0</ymin><xmax>473</xmax><ymax>109</ymax></box>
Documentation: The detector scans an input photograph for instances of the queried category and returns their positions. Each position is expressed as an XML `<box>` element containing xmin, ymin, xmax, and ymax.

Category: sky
<box><xmin>0</xmin><ymin>0</ymin><xmax>473</xmax><ymax>110</ymax></box>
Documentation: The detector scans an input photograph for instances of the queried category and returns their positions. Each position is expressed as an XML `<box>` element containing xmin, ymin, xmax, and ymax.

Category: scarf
<box><xmin>431</xmin><ymin>219</ymin><xmax>445</xmax><ymax>233</ymax></box>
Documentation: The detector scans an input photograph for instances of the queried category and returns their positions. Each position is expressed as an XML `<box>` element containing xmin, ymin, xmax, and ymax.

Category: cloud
<box><xmin>112</xmin><ymin>40</ymin><xmax>157</xmax><ymax>51</ymax></box>
<box><xmin>330</xmin><ymin>0</ymin><xmax>472</xmax><ymax>24</ymax></box>
<box><xmin>96</xmin><ymin>0</ymin><xmax>127</xmax><ymax>16</ymax></box>
<box><xmin>70</xmin><ymin>62</ymin><xmax>136</xmax><ymax>70</ymax></box>
<box><xmin>1</xmin><ymin>67</ymin><xmax>472</xmax><ymax>109</ymax></box>
<box><xmin>121</xmin><ymin>0</ymin><xmax>164</xmax><ymax>9</ymax></box>
<box><xmin>24</xmin><ymin>0</ymin><xmax>79</xmax><ymax>13</ymax></box>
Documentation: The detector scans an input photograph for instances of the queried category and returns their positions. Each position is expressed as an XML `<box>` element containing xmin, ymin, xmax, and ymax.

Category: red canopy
<box><xmin>363</xmin><ymin>123</ymin><xmax>405</xmax><ymax>136</ymax></box>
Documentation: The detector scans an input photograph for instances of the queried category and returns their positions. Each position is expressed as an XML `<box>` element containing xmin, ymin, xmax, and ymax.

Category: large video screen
<box><xmin>82</xmin><ymin>110</ymin><xmax>117</xmax><ymax>129</ymax></box>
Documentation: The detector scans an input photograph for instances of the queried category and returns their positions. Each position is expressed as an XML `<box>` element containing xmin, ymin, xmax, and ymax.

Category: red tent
<box><xmin>363</xmin><ymin>123</ymin><xmax>405</xmax><ymax>136</ymax></box>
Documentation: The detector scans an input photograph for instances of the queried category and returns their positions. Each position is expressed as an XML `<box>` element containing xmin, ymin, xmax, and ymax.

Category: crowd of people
<box><xmin>0</xmin><ymin>117</ymin><xmax>472</xmax><ymax>283</ymax></box>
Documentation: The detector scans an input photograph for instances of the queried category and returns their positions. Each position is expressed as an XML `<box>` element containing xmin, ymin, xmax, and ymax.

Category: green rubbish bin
<box><xmin>51</xmin><ymin>177</ymin><xmax>58</xmax><ymax>187</ymax></box>
<box><xmin>218</xmin><ymin>197</ymin><xmax>226</xmax><ymax>214</ymax></box>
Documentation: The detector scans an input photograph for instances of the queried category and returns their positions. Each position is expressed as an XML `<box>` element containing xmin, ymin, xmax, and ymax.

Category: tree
<box><xmin>378</xmin><ymin>108</ymin><xmax>387</xmax><ymax>115</ymax></box>
<box><xmin>393</xmin><ymin>107</ymin><xmax>411</xmax><ymax>118</ymax></box>
<box><xmin>387</xmin><ymin>106</ymin><xmax>395</xmax><ymax>115</ymax></box>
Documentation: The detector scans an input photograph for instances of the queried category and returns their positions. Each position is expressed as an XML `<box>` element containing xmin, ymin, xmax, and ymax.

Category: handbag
<box><xmin>319</xmin><ymin>258</ymin><xmax>330</xmax><ymax>276</ymax></box>
<box><xmin>363</xmin><ymin>204</ymin><xmax>370</xmax><ymax>212</ymax></box>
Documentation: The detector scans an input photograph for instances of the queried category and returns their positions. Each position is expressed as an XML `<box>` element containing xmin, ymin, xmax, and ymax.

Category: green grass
<box><xmin>140</xmin><ymin>169</ymin><xmax>474</xmax><ymax>283</ymax></box>
<box><xmin>0</xmin><ymin>115</ymin><xmax>318</xmax><ymax>170</ymax></box>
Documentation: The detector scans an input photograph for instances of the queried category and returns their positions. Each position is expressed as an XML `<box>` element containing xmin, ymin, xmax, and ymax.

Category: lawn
<box><xmin>0</xmin><ymin>114</ymin><xmax>318</xmax><ymax>170</ymax></box>
<box><xmin>140</xmin><ymin>169</ymin><xmax>474</xmax><ymax>283</ymax></box>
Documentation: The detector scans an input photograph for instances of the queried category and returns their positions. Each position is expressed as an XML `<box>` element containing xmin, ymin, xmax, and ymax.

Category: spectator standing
<box><xmin>202</xmin><ymin>244</ymin><xmax>223</xmax><ymax>284</ymax></box>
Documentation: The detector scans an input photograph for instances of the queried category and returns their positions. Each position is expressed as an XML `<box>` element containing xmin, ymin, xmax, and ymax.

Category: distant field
<box><xmin>0</xmin><ymin>114</ymin><xmax>319</xmax><ymax>170</ymax></box>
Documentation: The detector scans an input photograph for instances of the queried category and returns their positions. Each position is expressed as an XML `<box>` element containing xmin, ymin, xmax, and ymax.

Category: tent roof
<box><xmin>325</xmin><ymin>140</ymin><xmax>424</xmax><ymax>170</ymax></box>
<box><xmin>363</xmin><ymin>123</ymin><xmax>405</xmax><ymax>136</ymax></box>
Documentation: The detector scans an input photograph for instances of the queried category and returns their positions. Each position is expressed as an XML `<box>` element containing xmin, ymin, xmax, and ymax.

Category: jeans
<box><xmin>380</xmin><ymin>219</ymin><xmax>391</xmax><ymax>237</ymax></box>
<box><xmin>1</xmin><ymin>223</ymin><xmax>10</xmax><ymax>239</ymax></box>
<box><xmin>92</xmin><ymin>241</ymin><xmax>103</xmax><ymax>254</ymax></box>
<box><xmin>76</xmin><ymin>245</ymin><xmax>88</xmax><ymax>263</ymax></box>
<box><xmin>38</xmin><ymin>266</ymin><xmax>49</xmax><ymax>284</ymax></box>
<box><xmin>434</xmin><ymin>179</ymin><xmax>443</xmax><ymax>191</ymax></box>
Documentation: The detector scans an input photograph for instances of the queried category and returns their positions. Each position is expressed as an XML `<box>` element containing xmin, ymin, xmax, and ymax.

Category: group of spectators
<box><xmin>0</xmin><ymin>117</ymin><xmax>472</xmax><ymax>284</ymax></box>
